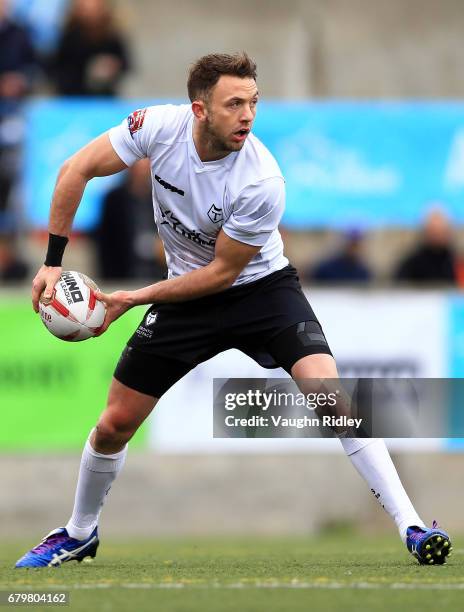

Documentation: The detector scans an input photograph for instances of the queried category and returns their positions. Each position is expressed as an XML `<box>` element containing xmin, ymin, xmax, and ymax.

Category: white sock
<box><xmin>340</xmin><ymin>438</ymin><xmax>425</xmax><ymax>542</ymax></box>
<box><xmin>66</xmin><ymin>433</ymin><xmax>127</xmax><ymax>540</ymax></box>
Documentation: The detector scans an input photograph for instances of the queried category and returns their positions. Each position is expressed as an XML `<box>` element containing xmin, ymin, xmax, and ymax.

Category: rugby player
<box><xmin>16</xmin><ymin>53</ymin><xmax>450</xmax><ymax>567</ymax></box>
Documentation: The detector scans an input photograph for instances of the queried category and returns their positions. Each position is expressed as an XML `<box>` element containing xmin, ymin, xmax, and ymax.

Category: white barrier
<box><xmin>149</xmin><ymin>290</ymin><xmax>447</xmax><ymax>453</ymax></box>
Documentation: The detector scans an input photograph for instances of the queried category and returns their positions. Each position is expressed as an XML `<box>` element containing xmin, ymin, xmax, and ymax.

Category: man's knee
<box><xmin>92</xmin><ymin>402</ymin><xmax>152</xmax><ymax>452</ymax></box>
<box><xmin>93</xmin><ymin>415</ymin><xmax>135</xmax><ymax>448</ymax></box>
<box><xmin>91</xmin><ymin>378</ymin><xmax>158</xmax><ymax>452</ymax></box>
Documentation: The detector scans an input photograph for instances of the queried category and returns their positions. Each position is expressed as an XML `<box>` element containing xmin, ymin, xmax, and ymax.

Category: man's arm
<box><xmin>32</xmin><ymin>134</ymin><xmax>127</xmax><ymax>311</ymax></box>
<box><xmin>48</xmin><ymin>133</ymin><xmax>127</xmax><ymax>236</ymax></box>
<box><xmin>95</xmin><ymin>230</ymin><xmax>260</xmax><ymax>334</ymax></box>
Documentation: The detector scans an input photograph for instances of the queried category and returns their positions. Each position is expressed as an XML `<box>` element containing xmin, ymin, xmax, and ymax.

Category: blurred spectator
<box><xmin>10</xmin><ymin>0</ymin><xmax>69</xmax><ymax>57</ymax></box>
<box><xmin>0</xmin><ymin>0</ymin><xmax>36</xmax><ymax>101</ymax></box>
<box><xmin>0</xmin><ymin>234</ymin><xmax>28</xmax><ymax>281</ymax></box>
<box><xmin>50</xmin><ymin>0</ymin><xmax>130</xmax><ymax>96</ymax></box>
<box><xmin>303</xmin><ymin>229</ymin><xmax>372</xmax><ymax>284</ymax></box>
<box><xmin>0</xmin><ymin>0</ymin><xmax>37</xmax><ymax>228</ymax></box>
<box><xmin>94</xmin><ymin>159</ymin><xmax>166</xmax><ymax>281</ymax></box>
<box><xmin>394</xmin><ymin>208</ymin><xmax>457</xmax><ymax>285</ymax></box>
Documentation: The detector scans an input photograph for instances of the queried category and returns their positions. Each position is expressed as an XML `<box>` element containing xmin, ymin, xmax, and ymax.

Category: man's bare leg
<box><xmin>65</xmin><ymin>378</ymin><xmax>157</xmax><ymax>540</ymax></box>
<box><xmin>291</xmin><ymin>355</ymin><xmax>425</xmax><ymax>542</ymax></box>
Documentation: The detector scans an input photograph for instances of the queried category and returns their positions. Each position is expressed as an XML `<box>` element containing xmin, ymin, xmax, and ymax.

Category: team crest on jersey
<box><xmin>145</xmin><ymin>311</ymin><xmax>158</xmax><ymax>326</ymax></box>
<box><xmin>207</xmin><ymin>204</ymin><xmax>223</xmax><ymax>224</ymax></box>
<box><xmin>127</xmin><ymin>108</ymin><xmax>147</xmax><ymax>139</ymax></box>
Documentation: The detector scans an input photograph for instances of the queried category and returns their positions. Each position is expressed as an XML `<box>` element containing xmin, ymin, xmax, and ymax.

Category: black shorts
<box><xmin>114</xmin><ymin>264</ymin><xmax>333</xmax><ymax>398</ymax></box>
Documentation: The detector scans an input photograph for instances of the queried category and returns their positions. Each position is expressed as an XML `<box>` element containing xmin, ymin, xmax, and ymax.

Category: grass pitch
<box><xmin>2</xmin><ymin>533</ymin><xmax>463</xmax><ymax>612</ymax></box>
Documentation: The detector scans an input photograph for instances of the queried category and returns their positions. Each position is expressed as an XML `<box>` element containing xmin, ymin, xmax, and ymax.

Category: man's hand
<box><xmin>95</xmin><ymin>290</ymin><xmax>135</xmax><ymax>335</ymax></box>
<box><xmin>31</xmin><ymin>265</ymin><xmax>62</xmax><ymax>312</ymax></box>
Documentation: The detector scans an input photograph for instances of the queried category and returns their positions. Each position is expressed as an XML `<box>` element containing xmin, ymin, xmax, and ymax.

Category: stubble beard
<box><xmin>203</xmin><ymin>116</ymin><xmax>243</xmax><ymax>157</ymax></box>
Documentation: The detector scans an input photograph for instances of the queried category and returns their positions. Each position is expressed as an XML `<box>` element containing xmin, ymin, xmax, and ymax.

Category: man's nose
<box><xmin>241</xmin><ymin>105</ymin><xmax>254</xmax><ymax>122</ymax></box>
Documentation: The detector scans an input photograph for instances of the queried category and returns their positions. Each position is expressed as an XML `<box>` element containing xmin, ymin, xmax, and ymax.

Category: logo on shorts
<box><xmin>208</xmin><ymin>204</ymin><xmax>223</xmax><ymax>224</ymax></box>
<box><xmin>146</xmin><ymin>311</ymin><xmax>158</xmax><ymax>326</ymax></box>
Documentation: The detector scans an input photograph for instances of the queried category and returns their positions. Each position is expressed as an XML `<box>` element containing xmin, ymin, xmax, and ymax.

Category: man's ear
<box><xmin>192</xmin><ymin>100</ymin><xmax>208</xmax><ymax>122</ymax></box>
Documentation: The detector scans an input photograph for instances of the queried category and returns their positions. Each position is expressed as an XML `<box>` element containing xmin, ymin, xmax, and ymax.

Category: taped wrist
<box><xmin>44</xmin><ymin>233</ymin><xmax>68</xmax><ymax>267</ymax></box>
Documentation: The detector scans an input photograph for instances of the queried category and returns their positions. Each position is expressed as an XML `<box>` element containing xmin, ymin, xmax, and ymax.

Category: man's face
<box><xmin>201</xmin><ymin>76</ymin><xmax>259</xmax><ymax>153</ymax></box>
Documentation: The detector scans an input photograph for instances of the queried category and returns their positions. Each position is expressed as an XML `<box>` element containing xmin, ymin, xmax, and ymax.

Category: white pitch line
<box><xmin>4</xmin><ymin>582</ymin><xmax>464</xmax><ymax>591</ymax></box>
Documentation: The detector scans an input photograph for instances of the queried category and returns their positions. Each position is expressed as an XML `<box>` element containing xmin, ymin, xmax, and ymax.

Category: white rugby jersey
<box><xmin>108</xmin><ymin>104</ymin><xmax>289</xmax><ymax>285</ymax></box>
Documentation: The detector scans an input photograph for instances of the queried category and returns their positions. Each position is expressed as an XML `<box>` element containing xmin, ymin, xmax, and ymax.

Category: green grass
<box><xmin>1</xmin><ymin>534</ymin><xmax>463</xmax><ymax>612</ymax></box>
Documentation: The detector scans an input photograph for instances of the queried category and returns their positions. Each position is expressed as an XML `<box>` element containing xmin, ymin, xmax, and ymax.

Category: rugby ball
<box><xmin>39</xmin><ymin>271</ymin><xmax>106</xmax><ymax>341</ymax></box>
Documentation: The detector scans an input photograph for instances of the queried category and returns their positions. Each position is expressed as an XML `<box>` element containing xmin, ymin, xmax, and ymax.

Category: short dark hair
<box><xmin>187</xmin><ymin>52</ymin><xmax>257</xmax><ymax>102</ymax></box>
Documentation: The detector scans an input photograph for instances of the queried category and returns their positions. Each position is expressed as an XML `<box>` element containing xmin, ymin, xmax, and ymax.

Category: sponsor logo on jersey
<box><xmin>60</xmin><ymin>272</ymin><xmax>84</xmax><ymax>305</ymax></box>
<box><xmin>207</xmin><ymin>204</ymin><xmax>223</xmax><ymax>223</ymax></box>
<box><xmin>155</xmin><ymin>174</ymin><xmax>185</xmax><ymax>196</ymax></box>
<box><xmin>127</xmin><ymin>108</ymin><xmax>147</xmax><ymax>139</ymax></box>
<box><xmin>146</xmin><ymin>311</ymin><xmax>158</xmax><ymax>326</ymax></box>
<box><xmin>159</xmin><ymin>206</ymin><xmax>216</xmax><ymax>248</ymax></box>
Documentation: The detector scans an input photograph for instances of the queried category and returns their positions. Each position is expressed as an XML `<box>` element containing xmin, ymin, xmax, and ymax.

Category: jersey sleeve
<box><xmin>222</xmin><ymin>177</ymin><xmax>285</xmax><ymax>247</ymax></box>
<box><xmin>108</xmin><ymin>106</ymin><xmax>157</xmax><ymax>166</ymax></box>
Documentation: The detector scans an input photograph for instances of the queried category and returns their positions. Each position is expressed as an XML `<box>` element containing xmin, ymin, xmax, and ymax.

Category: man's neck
<box><xmin>192</xmin><ymin>119</ymin><xmax>230</xmax><ymax>162</ymax></box>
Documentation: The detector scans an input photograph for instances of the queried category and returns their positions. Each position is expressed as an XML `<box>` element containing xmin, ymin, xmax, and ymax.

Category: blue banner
<box><xmin>25</xmin><ymin>99</ymin><xmax>464</xmax><ymax>230</ymax></box>
<box><xmin>24</xmin><ymin>98</ymin><xmax>149</xmax><ymax>231</ymax></box>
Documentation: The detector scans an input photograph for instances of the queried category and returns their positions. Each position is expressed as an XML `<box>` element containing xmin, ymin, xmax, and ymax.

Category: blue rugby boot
<box><xmin>15</xmin><ymin>527</ymin><xmax>99</xmax><ymax>568</ymax></box>
<box><xmin>406</xmin><ymin>521</ymin><xmax>452</xmax><ymax>565</ymax></box>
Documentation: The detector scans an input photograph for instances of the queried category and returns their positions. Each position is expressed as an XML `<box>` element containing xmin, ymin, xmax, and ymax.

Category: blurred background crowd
<box><xmin>1</xmin><ymin>0</ymin><xmax>463</xmax><ymax>288</ymax></box>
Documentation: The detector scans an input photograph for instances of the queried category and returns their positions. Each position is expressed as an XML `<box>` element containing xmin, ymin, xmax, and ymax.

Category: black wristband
<box><xmin>44</xmin><ymin>233</ymin><xmax>69</xmax><ymax>267</ymax></box>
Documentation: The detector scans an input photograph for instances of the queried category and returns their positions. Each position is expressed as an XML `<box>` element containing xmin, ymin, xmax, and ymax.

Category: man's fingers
<box><xmin>31</xmin><ymin>281</ymin><xmax>43</xmax><ymax>313</ymax></box>
<box><xmin>95</xmin><ymin>290</ymin><xmax>110</xmax><ymax>305</ymax></box>
<box><xmin>32</xmin><ymin>293</ymin><xmax>39</xmax><ymax>313</ymax></box>
<box><xmin>31</xmin><ymin>266</ymin><xmax>61</xmax><ymax>314</ymax></box>
<box><xmin>31</xmin><ymin>291</ymin><xmax>39</xmax><ymax>313</ymax></box>
<box><xmin>43</xmin><ymin>282</ymin><xmax>55</xmax><ymax>301</ymax></box>
<box><xmin>94</xmin><ymin>291</ymin><xmax>112</xmax><ymax>336</ymax></box>
<box><xmin>95</xmin><ymin>314</ymin><xmax>111</xmax><ymax>336</ymax></box>
<box><xmin>101</xmin><ymin>322</ymin><xmax>110</xmax><ymax>335</ymax></box>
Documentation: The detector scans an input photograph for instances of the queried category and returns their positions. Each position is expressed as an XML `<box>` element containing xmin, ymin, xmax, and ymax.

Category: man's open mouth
<box><xmin>232</xmin><ymin>128</ymin><xmax>250</xmax><ymax>141</ymax></box>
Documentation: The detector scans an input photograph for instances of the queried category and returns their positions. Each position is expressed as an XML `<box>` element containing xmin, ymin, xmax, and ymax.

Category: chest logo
<box><xmin>208</xmin><ymin>204</ymin><xmax>223</xmax><ymax>224</ymax></box>
<box><xmin>155</xmin><ymin>174</ymin><xmax>185</xmax><ymax>196</ymax></box>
